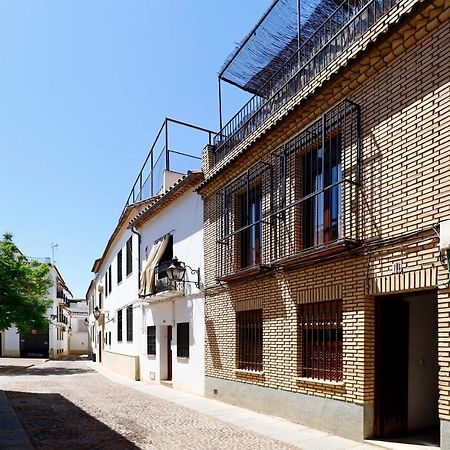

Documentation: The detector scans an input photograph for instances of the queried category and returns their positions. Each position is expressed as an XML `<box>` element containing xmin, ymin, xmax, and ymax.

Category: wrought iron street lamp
<box><xmin>166</xmin><ymin>257</ymin><xmax>200</xmax><ymax>289</ymax></box>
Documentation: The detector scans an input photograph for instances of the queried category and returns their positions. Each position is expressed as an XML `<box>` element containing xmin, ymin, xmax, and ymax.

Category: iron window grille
<box><xmin>117</xmin><ymin>249</ymin><xmax>123</xmax><ymax>284</ymax></box>
<box><xmin>126</xmin><ymin>237</ymin><xmax>133</xmax><ymax>276</ymax></box>
<box><xmin>108</xmin><ymin>266</ymin><xmax>112</xmax><ymax>294</ymax></box>
<box><xmin>147</xmin><ymin>326</ymin><xmax>156</xmax><ymax>355</ymax></box>
<box><xmin>215</xmin><ymin>100</ymin><xmax>360</xmax><ymax>279</ymax></box>
<box><xmin>237</xmin><ymin>309</ymin><xmax>263</xmax><ymax>371</ymax></box>
<box><xmin>298</xmin><ymin>299</ymin><xmax>343</xmax><ymax>382</ymax></box>
<box><xmin>177</xmin><ymin>322</ymin><xmax>189</xmax><ymax>358</ymax></box>
<box><xmin>239</xmin><ymin>184</ymin><xmax>263</xmax><ymax>269</ymax></box>
<box><xmin>105</xmin><ymin>272</ymin><xmax>108</xmax><ymax>298</ymax></box>
<box><xmin>126</xmin><ymin>306</ymin><xmax>133</xmax><ymax>342</ymax></box>
<box><xmin>117</xmin><ymin>309</ymin><xmax>123</xmax><ymax>342</ymax></box>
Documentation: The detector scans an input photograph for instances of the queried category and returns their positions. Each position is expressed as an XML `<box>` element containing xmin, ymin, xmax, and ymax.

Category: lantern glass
<box><xmin>166</xmin><ymin>258</ymin><xmax>185</xmax><ymax>282</ymax></box>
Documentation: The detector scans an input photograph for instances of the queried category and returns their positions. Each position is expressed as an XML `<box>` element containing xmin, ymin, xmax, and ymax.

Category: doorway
<box><xmin>98</xmin><ymin>331</ymin><xmax>102</xmax><ymax>363</ymax></box>
<box><xmin>159</xmin><ymin>325</ymin><xmax>173</xmax><ymax>382</ymax></box>
<box><xmin>167</xmin><ymin>326</ymin><xmax>172</xmax><ymax>381</ymax></box>
<box><xmin>20</xmin><ymin>328</ymin><xmax>49</xmax><ymax>357</ymax></box>
<box><xmin>374</xmin><ymin>292</ymin><xmax>439</xmax><ymax>443</ymax></box>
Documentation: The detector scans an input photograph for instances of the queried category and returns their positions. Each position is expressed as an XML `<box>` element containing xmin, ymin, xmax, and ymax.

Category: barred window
<box><xmin>298</xmin><ymin>300</ymin><xmax>343</xmax><ymax>382</ymax></box>
<box><xmin>147</xmin><ymin>326</ymin><xmax>156</xmax><ymax>355</ymax></box>
<box><xmin>302</xmin><ymin>134</ymin><xmax>342</xmax><ymax>249</ymax></box>
<box><xmin>237</xmin><ymin>309</ymin><xmax>262</xmax><ymax>371</ymax></box>
<box><xmin>117</xmin><ymin>309</ymin><xmax>123</xmax><ymax>342</ymax></box>
<box><xmin>239</xmin><ymin>184</ymin><xmax>262</xmax><ymax>269</ymax></box>
<box><xmin>126</xmin><ymin>306</ymin><xmax>133</xmax><ymax>342</ymax></box>
<box><xmin>177</xmin><ymin>322</ymin><xmax>189</xmax><ymax>358</ymax></box>
<box><xmin>117</xmin><ymin>250</ymin><xmax>123</xmax><ymax>284</ymax></box>
<box><xmin>105</xmin><ymin>272</ymin><xmax>108</xmax><ymax>298</ymax></box>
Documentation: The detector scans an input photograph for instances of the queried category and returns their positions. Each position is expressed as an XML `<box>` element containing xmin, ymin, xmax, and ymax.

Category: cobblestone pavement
<box><xmin>0</xmin><ymin>358</ymin><xmax>295</xmax><ymax>450</ymax></box>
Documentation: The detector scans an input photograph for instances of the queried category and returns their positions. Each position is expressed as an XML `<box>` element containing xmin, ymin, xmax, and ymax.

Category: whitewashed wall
<box><xmin>2</xmin><ymin>327</ymin><xmax>20</xmax><ymax>357</ymax></box>
<box><xmin>95</xmin><ymin>227</ymin><xmax>141</xmax><ymax>358</ymax></box>
<box><xmin>137</xmin><ymin>189</ymin><xmax>205</xmax><ymax>395</ymax></box>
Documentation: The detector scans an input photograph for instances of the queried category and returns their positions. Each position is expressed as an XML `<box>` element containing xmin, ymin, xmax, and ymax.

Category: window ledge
<box><xmin>235</xmin><ymin>369</ymin><xmax>265</xmax><ymax>376</ymax></box>
<box><xmin>177</xmin><ymin>357</ymin><xmax>189</xmax><ymax>361</ymax></box>
<box><xmin>275</xmin><ymin>239</ymin><xmax>361</xmax><ymax>269</ymax></box>
<box><xmin>217</xmin><ymin>265</ymin><xmax>272</xmax><ymax>283</ymax></box>
<box><xmin>294</xmin><ymin>377</ymin><xmax>345</xmax><ymax>386</ymax></box>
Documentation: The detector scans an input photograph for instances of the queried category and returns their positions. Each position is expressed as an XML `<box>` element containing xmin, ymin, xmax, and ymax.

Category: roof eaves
<box><xmin>130</xmin><ymin>171</ymin><xmax>203</xmax><ymax>228</ymax></box>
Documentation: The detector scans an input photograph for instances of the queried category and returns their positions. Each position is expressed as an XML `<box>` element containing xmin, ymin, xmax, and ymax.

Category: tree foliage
<box><xmin>0</xmin><ymin>233</ymin><xmax>53</xmax><ymax>333</ymax></box>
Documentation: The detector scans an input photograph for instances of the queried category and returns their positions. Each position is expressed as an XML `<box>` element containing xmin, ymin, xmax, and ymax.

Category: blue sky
<box><xmin>0</xmin><ymin>0</ymin><xmax>268</xmax><ymax>297</ymax></box>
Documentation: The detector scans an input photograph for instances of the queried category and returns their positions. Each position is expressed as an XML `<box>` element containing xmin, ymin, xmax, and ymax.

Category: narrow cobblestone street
<box><xmin>0</xmin><ymin>357</ymin><xmax>298</xmax><ymax>450</ymax></box>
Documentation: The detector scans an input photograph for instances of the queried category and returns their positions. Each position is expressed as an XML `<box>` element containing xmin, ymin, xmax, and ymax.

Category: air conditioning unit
<box><xmin>440</xmin><ymin>220</ymin><xmax>450</xmax><ymax>251</ymax></box>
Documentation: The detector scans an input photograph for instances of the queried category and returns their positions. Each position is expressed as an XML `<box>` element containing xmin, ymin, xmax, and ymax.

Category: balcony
<box><xmin>153</xmin><ymin>260</ymin><xmax>184</xmax><ymax>300</ymax></box>
<box><xmin>214</xmin><ymin>0</ymin><xmax>397</xmax><ymax>164</ymax></box>
<box><xmin>215</xmin><ymin>100</ymin><xmax>361</xmax><ymax>281</ymax></box>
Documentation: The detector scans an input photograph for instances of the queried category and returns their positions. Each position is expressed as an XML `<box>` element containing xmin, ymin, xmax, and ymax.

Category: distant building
<box><xmin>0</xmin><ymin>259</ymin><xmax>73</xmax><ymax>359</ymax></box>
<box><xmin>64</xmin><ymin>298</ymin><xmax>88</xmax><ymax>355</ymax></box>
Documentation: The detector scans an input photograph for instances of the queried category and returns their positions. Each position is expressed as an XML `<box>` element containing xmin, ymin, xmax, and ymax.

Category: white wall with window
<box><xmin>136</xmin><ymin>184</ymin><xmax>205</xmax><ymax>395</ymax></box>
<box><xmin>92</xmin><ymin>226</ymin><xmax>142</xmax><ymax>365</ymax></box>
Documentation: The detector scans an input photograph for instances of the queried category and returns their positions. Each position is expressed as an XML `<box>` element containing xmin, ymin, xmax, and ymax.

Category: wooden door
<box><xmin>20</xmin><ymin>329</ymin><xmax>49</xmax><ymax>357</ymax></box>
<box><xmin>167</xmin><ymin>326</ymin><xmax>172</xmax><ymax>381</ymax></box>
<box><xmin>375</xmin><ymin>298</ymin><xmax>409</xmax><ymax>437</ymax></box>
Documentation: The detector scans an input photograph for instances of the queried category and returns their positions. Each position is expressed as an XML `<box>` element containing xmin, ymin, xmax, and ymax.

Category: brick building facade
<box><xmin>199</xmin><ymin>0</ymin><xmax>450</xmax><ymax>445</ymax></box>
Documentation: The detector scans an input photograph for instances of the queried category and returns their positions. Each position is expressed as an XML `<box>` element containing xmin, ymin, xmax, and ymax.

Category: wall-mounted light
<box><xmin>166</xmin><ymin>257</ymin><xmax>200</xmax><ymax>289</ymax></box>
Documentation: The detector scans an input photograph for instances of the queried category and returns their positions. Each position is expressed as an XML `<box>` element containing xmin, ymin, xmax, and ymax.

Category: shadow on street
<box><xmin>7</xmin><ymin>390</ymin><xmax>140</xmax><ymax>450</ymax></box>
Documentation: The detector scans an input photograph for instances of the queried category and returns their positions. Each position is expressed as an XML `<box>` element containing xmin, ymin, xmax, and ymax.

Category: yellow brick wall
<box><xmin>202</xmin><ymin>0</ymin><xmax>450</xmax><ymax>417</ymax></box>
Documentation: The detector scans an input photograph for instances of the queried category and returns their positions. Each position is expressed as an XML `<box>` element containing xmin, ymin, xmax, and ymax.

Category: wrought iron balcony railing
<box><xmin>213</xmin><ymin>0</ymin><xmax>397</xmax><ymax>164</ymax></box>
<box><xmin>154</xmin><ymin>260</ymin><xmax>180</xmax><ymax>294</ymax></box>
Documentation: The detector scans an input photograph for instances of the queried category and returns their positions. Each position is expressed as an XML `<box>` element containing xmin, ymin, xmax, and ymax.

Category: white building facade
<box><xmin>89</xmin><ymin>171</ymin><xmax>205</xmax><ymax>395</ymax></box>
<box><xmin>64</xmin><ymin>299</ymin><xmax>89</xmax><ymax>355</ymax></box>
<box><xmin>133</xmin><ymin>171</ymin><xmax>205</xmax><ymax>395</ymax></box>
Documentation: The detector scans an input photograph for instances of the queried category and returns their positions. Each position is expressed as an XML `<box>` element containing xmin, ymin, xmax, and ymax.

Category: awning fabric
<box><xmin>139</xmin><ymin>234</ymin><xmax>170</xmax><ymax>297</ymax></box>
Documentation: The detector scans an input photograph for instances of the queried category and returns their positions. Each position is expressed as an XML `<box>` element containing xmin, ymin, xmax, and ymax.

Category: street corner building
<box><xmin>0</xmin><ymin>259</ymin><xmax>80</xmax><ymax>359</ymax></box>
<box><xmin>198</xmin><ymin>0</ymin><xmax>450</xmax><ymax>446</ymax></box>
<box><xmin>87</xmin><ymin>119</ymin><xmax>214</xmax><ymax>395</ymax></box>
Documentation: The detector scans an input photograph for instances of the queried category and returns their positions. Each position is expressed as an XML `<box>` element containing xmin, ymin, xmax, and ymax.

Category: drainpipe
<box><xmin>128</xmin><ymin>226</ymin><xmax>142</xmax><ymax>290</ymax></box>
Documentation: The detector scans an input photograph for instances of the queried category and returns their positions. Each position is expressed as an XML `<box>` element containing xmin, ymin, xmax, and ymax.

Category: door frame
<box><xmin>167</xmin><ymin>326</ymin><xmax>172</xmax><ymax>381</ymax></box>
<box><xmin>374</xmin><ymin>296</ymin><xmax>409</xmax><ymax>438</ymax></box>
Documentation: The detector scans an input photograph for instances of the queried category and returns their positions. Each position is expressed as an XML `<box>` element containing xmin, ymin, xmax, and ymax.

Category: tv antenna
<box><xmin>51</xmin><ymin>243</ymin><xmax>59</xmax><ymax>264</ymax></box>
